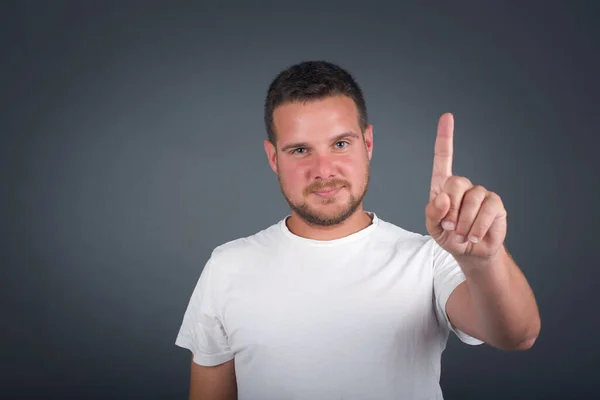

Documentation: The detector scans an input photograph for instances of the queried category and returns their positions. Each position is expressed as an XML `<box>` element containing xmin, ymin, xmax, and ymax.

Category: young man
<box><xmin>175</xmin><ymin>61</ymin><xmax>541</xmax><ymax>399</ymax></box>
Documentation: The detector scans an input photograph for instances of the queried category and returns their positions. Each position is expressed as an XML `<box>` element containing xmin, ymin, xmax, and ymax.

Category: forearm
<box><xmin>456</xmin><ymin>246</ymin><xmax>541</xmax><ymax>350</ymax></box>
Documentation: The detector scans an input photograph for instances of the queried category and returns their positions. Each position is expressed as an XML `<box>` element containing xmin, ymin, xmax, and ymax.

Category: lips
<box><xmin>313</xmin><ymin>186</ymin><xmax>343</xmax><ymax>198</ymax></box>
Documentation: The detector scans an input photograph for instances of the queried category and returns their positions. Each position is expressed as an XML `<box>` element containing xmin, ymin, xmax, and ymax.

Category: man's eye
<box><xmin>335</xmin><ymin>141</ymin><xmax>349</xmax><ymax>148</ymax></box>
<box><xmin>292</xmin><ymin>148</ymin><xmax>307</xmax><ymax>154</ymax></box>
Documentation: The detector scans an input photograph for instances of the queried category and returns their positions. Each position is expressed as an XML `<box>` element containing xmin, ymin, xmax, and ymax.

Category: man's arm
<box><xmin>425</xmin><ymin>114</ymin><xmax>541</xmax><ymax>351</ymax></box>
<box><xmin>446</xmin><ymin>246</ymin><xmax>541</xmax><ymax>351</ymax></box>
<box><xmin>189</xmin><ymin>358</ymin><xmax>237</xmax><ymax>400</ymax></box>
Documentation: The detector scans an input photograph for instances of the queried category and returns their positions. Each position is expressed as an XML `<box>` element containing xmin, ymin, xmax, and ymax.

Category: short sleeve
<box><xmin>431</xmin><ymin>239</ymin><xmax>484</xmax><ymax>346</ymax></box>
<box><xmin>175</xmin><ymin>256</ymin><xmax>235</xmax><ymax>366</ymax></box>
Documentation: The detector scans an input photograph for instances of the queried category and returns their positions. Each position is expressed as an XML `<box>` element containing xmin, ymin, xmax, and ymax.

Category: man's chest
<box><xmin>219</xmin><ymin>254</ymin><xmax>438</xmax><ymax>358</ymax></box>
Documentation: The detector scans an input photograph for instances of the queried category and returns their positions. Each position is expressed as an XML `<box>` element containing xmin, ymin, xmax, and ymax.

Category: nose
<box><xmin>312</xmin><ymin>153</ymin><xmax>336</xmax><ymax>180</ymax></box>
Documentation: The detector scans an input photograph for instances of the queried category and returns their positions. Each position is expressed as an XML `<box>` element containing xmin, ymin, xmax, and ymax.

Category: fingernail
<box><xmin>442</xmin><ymin>221</ymin><xmax>455</xmax><ymax>231</ymax></box>
<box><xmin>455</xmin><ymin>235</ymin><xmax>466</xmax><ymax>243</ymax></box>
<box><xmin>469</xmin><ymin>236</ymin><xmax>479</xmax><ymax>243</ymax></box>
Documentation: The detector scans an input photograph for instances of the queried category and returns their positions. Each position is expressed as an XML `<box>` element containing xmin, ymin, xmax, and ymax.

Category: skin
<box><xmin>264</xmin><ymin>102</ymin><xmax>540</xmax><ymax>350</ymax></box>
<box><xmin>186</xmin><ymin>97</ymin><xmax>541</xmax><ymax>400</ymax></box>
<box><xmin>264</xmin><ymin>95</ymin><xmax>374</xmax><ymax>240</ymax></box>
<box><xmin>425</xmin><ymin>113</ymin><xmax>507</xmax><ymax>258</ymax></box>
<box><xmin>425</xmin><ymin>113</ymin><xmax>540</xmax><ymax>350</ymax></box>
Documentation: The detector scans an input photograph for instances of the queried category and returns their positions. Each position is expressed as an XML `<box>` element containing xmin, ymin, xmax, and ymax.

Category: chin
<box><xmin>302</xmin><ymin>200</ymin><xmax>360</xmax><ymax>225</ymax></box>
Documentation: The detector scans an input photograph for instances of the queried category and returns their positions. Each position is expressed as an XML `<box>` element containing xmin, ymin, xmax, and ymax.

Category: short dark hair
<box><xmin>264</xmin><ymin>61</ymin><xmax>368</xmax><ymax>145</ymax></box>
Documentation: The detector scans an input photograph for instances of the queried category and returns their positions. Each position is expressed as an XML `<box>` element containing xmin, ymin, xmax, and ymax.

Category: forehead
<box><xmin>272</xmin><ymin>96</ymin><xmax>360</xmax><ymax>142</ymax></box>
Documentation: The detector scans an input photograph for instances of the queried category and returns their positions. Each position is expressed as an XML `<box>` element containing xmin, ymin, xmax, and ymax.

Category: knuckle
<box><xmin>491</xmin><ymin>192</ymin><xmax>503</xmax><ymax>204</ymax></box>
<box><xmin>456</xmin><ymin>176</ymin><xmax>472</xmax><ymax>188</ymax></box>
<box><xmin>445</xmin><ymin>176</ymin><xmax>472</xmax><ymax>196</ymax></box>
<box><xmin>473</xmin><ymin>184</ymin><xmax>487</xmax><ymax>193</ymax></box>
<box><xmin>463</xmin><ymin>189</ymin><xmax>485</xmax><ymax>205</ymax></box>
<box><xmin>486</xmin><ymin>192</ymin><xmax>504</xmax><ymax>209</ymax></box>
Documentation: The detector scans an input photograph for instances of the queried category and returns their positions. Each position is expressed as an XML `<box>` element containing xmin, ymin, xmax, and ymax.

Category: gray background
<box><xmin>1</xmin><ymin>1</ymin><xmax>598</xmax><ymax>399</ymax></box>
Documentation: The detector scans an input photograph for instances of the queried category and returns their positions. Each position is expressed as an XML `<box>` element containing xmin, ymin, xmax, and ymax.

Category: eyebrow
<box><xmin>280</xmin><ymin>131</ymin><xmax>361</xmax><ymax>152</ymax></box>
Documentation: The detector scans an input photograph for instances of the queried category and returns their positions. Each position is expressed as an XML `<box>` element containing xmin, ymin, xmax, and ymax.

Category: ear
<box><xmin>264</xmin><ymin>139</ymin><xmax>278</xmax><ymax>174</ymax></box>
<box><xmin>363</xmin><ymin>124</ymin><xmax>374</xmax><ymax>160</ymax></box>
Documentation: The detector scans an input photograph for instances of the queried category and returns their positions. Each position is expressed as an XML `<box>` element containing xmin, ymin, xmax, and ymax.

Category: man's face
<box><xmin>264</xmin><ymin>95</ymin><xmax>373</xmax><ymax>226</ymax></box>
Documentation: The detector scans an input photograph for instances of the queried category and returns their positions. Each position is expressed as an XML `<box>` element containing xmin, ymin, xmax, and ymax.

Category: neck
<box><xmin>285</xmin><ymin>207</ymin><xmax>373</xmax><ymax>241</ymax></box>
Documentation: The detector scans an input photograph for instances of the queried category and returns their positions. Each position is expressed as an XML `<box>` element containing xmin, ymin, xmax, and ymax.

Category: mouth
<box><xmin>312</xmin><ymin>186</ymin><xmax>343</xmax><ymax>198</ymax></box>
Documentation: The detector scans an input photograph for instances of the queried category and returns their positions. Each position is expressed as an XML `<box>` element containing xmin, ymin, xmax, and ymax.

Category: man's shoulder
<box><xmin>375</xmin><ymin>215</ymin><xmax>455</xmax><ymax>266</ymax></box>
<box><xmin>374</xmin><ymin>214</ymin><xmax>432</xmax><ymax>246</ymax></box>
<box><xmin>209</xmin><ymin>217</ymin><xmax>284</xmax><ymax>262</ymax></box>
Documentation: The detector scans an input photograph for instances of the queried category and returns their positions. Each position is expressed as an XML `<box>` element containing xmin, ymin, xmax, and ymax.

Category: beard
<box><xmin>277</xmin><ymin>165</ymin><xmax>370</xmax><ymax>227</ymax></box>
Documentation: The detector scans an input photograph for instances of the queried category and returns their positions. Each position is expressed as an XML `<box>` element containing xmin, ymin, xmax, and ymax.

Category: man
<box><xmin>175</xmin><ymin>61</ymin><xmax>541</xmax><ymax>399</ymax></box>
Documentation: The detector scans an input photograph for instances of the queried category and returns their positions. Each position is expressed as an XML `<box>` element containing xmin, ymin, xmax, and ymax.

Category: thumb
<box><xmin>425</xmin><ymin>192</ymin><xmax>451</xmax><ymax>238</ymax></box>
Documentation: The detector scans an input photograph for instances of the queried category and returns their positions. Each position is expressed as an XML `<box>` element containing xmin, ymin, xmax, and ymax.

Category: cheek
<box><xmin>279</xmin><ymin>161</ymin><xmax>309</xmax><ymax>185</ymax></box>
<box><xmin>341</xmin><ymin>159</ymin><xmax>369</xmax><ymax>187</ymax></box>
<box><xmin>339</xmin><ymin>156</ymin><xmax>364</xmax><ymax>176</ymax></box>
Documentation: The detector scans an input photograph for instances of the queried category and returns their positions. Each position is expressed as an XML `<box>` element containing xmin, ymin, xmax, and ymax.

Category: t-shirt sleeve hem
<box><xmin>175</xmin><ymin>336</ymin><xmax>235</xmax><ymax>366</ymax></box>
<box><xmin>441</xmin><ymin>275</ymin><xmax>485</xmax><ymax>346</ymax></box>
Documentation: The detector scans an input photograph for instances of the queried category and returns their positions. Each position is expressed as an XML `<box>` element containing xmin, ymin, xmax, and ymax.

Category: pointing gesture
<box><xmin>425</xmin><ymin>113</ymin><xmax>507</xmax><ymax>260</ymax></box>
<box><xmin>430</xmin><ymin>112</ymin><xmax>455</xmax><ymax>202</ymax></box>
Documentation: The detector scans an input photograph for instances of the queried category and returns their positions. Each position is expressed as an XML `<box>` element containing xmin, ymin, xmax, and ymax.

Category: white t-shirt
<box><xmin>175</xmin><ymin>212</ymin><xmax>483</xmax><ymax>399</ymax></box>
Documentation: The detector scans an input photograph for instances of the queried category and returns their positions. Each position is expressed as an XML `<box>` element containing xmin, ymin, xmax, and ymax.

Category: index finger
<box><xmin>431</xmin><ymin>112</ymin><xmax>454</xmax><ymax>194</ymax></box>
